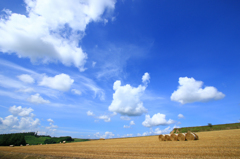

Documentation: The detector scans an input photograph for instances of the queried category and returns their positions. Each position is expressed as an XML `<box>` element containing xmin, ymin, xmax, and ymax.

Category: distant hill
<box><xmin>172</xmin><ymin>122</ymin><xmax>240</xmax><ymax>133</ymax></box>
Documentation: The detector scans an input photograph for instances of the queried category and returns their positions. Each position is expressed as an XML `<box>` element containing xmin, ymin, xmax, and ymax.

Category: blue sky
<box><xmin>0</xmin><ymin>0</ymin><xmax>239</xmax><ymax>139</ymax></box>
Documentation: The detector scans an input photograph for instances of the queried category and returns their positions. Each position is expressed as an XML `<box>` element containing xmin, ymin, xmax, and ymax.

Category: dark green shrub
<box><xmin>0</xmin><ymin>134</ymin><xmax>26</xmax><ymax>146</ymax></box>
<box><xmin>44</xmin><ymin>136</ymin><xmax>74</xmax><ymax>144</ymax></box>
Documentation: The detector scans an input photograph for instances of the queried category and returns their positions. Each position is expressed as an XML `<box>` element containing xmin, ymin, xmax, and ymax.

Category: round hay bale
<box><xmin>170</xmin><ymin>133</ymin><xmax>178</xmax><ymax>141</ymax></box>
<box><xmin>186</xmin><ymin>132</ymin><xmax>198</xmax><ymax>140</ymax></box>
<box><xmin>177</xmin><ymin>133</ymin><xmax>186</xmax><ymax>141</ymax></box>
<box><xmin>192</xmin><ymin>132</ymin><xmax>199</xmax><ymax>140</ymax></box>
<box><xmin>158</xmin><ymin>134</ymin><xmax>166</xmax><ymax>141</ymax></box>
<box><xmin>164</xmin><ymin>134</ymin><xmax>171</xmax><ymax>141</ymax></box>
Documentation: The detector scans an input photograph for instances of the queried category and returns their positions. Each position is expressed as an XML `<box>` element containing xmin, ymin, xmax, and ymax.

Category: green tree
<box><xmin>0</xmin><ymin>134</ymin><xmax>26</xmax><ymax>146</ymax></box>
<box><xmin>208</xmin><ymin>123</ymin><xmax>213</xmax><ymax>128</ymax></box>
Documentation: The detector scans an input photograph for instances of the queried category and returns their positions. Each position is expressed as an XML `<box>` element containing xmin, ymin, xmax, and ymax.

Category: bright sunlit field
<box><xmin>0</xmin><ymin>129</ymin><xmax>240</xmax><ymax>159</ymax></box>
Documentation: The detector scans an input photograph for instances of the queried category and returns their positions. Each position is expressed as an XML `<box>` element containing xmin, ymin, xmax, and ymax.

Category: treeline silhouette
<box><xmin>44</xmin><ymin>136</ymin><xmax>74</xmax><ymax>144</ymax></box>
<box><xmin>0</xmin><ymin>132</ymin><xmax>74</xmax><ymax>146</ymax></box>
<box><xmin>0</xmin><ymin>134</ymin><xmax>26</xmax><ymax>146</ymax></box>
<box><xmin>0</xmin><ymin>132</ymin><xmax>50</xmax><ymax>137</ymax></box>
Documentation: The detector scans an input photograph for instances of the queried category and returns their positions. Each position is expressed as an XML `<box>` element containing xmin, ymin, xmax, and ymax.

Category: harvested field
<box><xmin>0</xmin><ymin>129</ymin><xmax>240</xmax><ymax>159</ymax></box>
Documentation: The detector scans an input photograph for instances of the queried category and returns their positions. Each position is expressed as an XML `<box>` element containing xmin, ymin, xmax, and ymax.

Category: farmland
<box><xmin>0</xmin><ymin>129</ymin><xmax>240</xmax><ymax>159</ymax></box>
<box><xmin>172</xmin><ymin>122</ymin><xmax>240</xmax><ymax>133</ymax></box>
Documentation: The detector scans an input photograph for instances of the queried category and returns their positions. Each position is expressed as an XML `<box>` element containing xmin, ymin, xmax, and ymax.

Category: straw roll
<box><xmin>177</xmin><ymin>133</ymin><xmax>186</xmax><ymax>141</ymax></box>
<box><xmin>158</xmin><ymin>134</ymin><xmax>166</xmax><ymax>141</ymax></box>
<box><xmin>170</xmin><ymin>133</ymin><xmax>178</xmax><ymax>141</ymax></box>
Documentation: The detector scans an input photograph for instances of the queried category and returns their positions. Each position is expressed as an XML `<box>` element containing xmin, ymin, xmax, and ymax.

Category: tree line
<box><xmin>0</xmin><ymin>134</ymin><xmax>26</xmax><ymax>146</ymax></box>
<box><xmin>0</xmin><ymin>132</ymin><xmax>74</xmax><ymax>146</ymax></box>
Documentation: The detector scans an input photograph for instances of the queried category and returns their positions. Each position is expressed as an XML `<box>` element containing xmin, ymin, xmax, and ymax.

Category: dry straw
<box><xmin>177</xmin><ymin>133</ymin><xmax>186</xmax><ymax>141</ymax></box>
<box><xmin>159</xmin><ymin>132</ymin><xmax>198</xmax><ymax>141</ymax></box>
<box><xmin>186</xmin><ymin>132</ymin><xmax>198</xmax><ymax>140</ymax></box>
<box><xmin>193</xmin><ymin>132</ymin><xmax>199</xmax><ymax>140</ymax></box>
<box><xmin>158</xmin><ymin>134</ymin><xmax>165</xmax><ymax>141</ymax></box>
<box><xmin>164</xmin><ymin>134</ymin><xmax>171</xmax><ymax>141</ymax></box>
<box><xmin>170</xmin><ymin>133</ymin><xmax>178</xmax><ymax>141</ymax></box>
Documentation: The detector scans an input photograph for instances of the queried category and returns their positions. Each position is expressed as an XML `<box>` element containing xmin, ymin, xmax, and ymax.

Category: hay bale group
<box><xmin>159</xmin><ymin>131</ymin><xmax>199</xmax><ymax>141</ymax></box>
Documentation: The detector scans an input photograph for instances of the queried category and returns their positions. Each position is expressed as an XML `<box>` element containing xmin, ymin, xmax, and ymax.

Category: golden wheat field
<box><xmin>0</xmin><ymin>129</ymin><xmax>240</xmax><ymax>159</ymax></box>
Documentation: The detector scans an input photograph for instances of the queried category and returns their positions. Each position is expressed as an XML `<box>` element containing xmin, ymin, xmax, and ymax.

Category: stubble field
<box><xmin>0</xmin><ymin>129</ymin><xmax>240</xmax><ymax>159</ymax></box>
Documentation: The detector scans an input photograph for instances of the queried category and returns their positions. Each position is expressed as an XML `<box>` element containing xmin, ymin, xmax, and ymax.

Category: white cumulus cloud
<box><xmin>98</xmin><ymin>115</ymin><xmax>111</xmax><ymax>122</ymax></box>
<box><xmin>87</xmin><ymin>111</ymin><xmax>115</xmax><ymax>122</ymax></box>
<box><xmin>130</xmin><ymin>120</ymin><xmax>135</xmax><ymax>125</ymax></box>
<box><xmin>142</xmin><ymin>72</ymin><xmax>150</xmax><ymax>84</ymax></box>
<box><xmin>142</xmin><ymin>113</ymin><xmax>175</xmax><ymax>128</ymax></box>
<box><xmin>47</xmin><ymin>118</ymin><xmax>54</xmax><ymax>123</ymax></box>
<box><xmin>17</xmin><ymin>74</ymin><xmax>35</xmax><ymax>84</ymax></box>
<box><xmin>102</xmin><ymin>131</ymin><xmax>114</xmax><ymax>138</ymax></box>
<box><xmin>9</xmin><ymin>105</ymin><xmax>34</xmax><ymax>117</ymax></box>
<box><xmin>94</xmin><ymin>131</ymin><xmax>114</xmax><ymax>139</ymax></box>
<box><xmin>0</xmin><ymin>106</ymin><xmax>40</xmax><ymax>132</ymax></box>
<box><xmin>178</xmin><ymin>114</ymin><xmax>184</xmax><ymax>119</ymax></box>
<box><xmin>0</xmin><ymin>115</ymin><xmax>19</xmax><ymax>127</ymax></box>
<box><xmin>27</xmin><ymin>93</ymin><xmax>50</xmax><ymax>104</ymax></box>
<box><xmin>141</xmin><ymin>125</ymin><xmax>178</xmax><ymax>136</ymax></box>
<box><xmin>171</xmin><ymin>77</ymin><xmax>225</xmax><ymax>104</ymax></box>
<box><xmin>0</xmin><ymin>0</ymin><xmax>116</xmax><ymax>71</ymax></box>
<box><xmin>108</xmin><ymin>73</ymin><xmax>149</xmax><ymax>116</ymax></box>
<box><xmin>39</xmin><ymin>73</ymin><xmax>74</xmax><ymax>91</ymax></box>
<box><xmin>46</xmin><ymin>122</ymin><xmax>58</xmax><ymax>129</ymax></box>
<box><xmin>13</xmin><ymin>117</ymin><xmax>40</xmax><ymax>129</ymax></box>
<box><xmin>123</xmin><ymin>120</ymin><xmax>135</xmax><ymax>128</ymax></box>
<box><xmin>87</xmin><ymin>111</ymin><xmax>94</xmax><ymax>116</ymax></box>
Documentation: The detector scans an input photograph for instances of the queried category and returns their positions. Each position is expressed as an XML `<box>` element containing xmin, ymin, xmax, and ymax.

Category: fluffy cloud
<box><xmin>27</xmin><ymin>93</ymin><xmax>50</xmax><ymax>104</ymax></box>
<box><xmin>13</xmin><ymin>117</ymin><xmax>40</xmax><ymax>129</ymax></box>
<box><xmin>39</xmin><ymin>74</ymin><xmax>74</xmax><ymax>91</ymax></box>
<box><xmin>123</xmin><ymin>120</ymin><xmax>135</xmax><ymax>128</ymax></box>
<box><xmin>142</xmin><ymin>72</ymin><xmax>150</xmax><ymax>84</ymax></box>
<box><xmin>0</xmin><ymin>115</ymin><xmax>19</xmax><ymax>128</ymax></box>
<box><xmin>0</xmin><ymin>106</ymin><xmax>40</xmax><ymax>132</ymax></box>
<box><xmin>71</xmin><ymin>89</ymin><xmax>82</xmax><ymax>95</ymax></box>
<box><xmin>87</xmin><ymin>111</ymin><xmax>94</xmax><ymax>116</ymax></box>
<box><xmin>47</xmin><ymin>118</ymin><xmax>54</xmax><ymax>123</ymax></box>
<box><xmin>94</xmin><ymin>131</ymin><xmax>114</xmax><ymax>139</ymax></box>
<box><xmin>122</xmin><ymin>134</ymin><xmax>133</xmax><ymax>137</ymax></box>
<box><xmin>171</xmin><ymin>77</ymin><xmax>225</xmax><ymax>104</ymax></box>
<box><xmin>178</xmin><ymin>114</ymin><xmax>184</xmax><ymax>119</ymax></box>
<box><xmin>142</xmin><ymin>113</ymin><xmax>175</xmax><ymax>127</ymax></box>
<box><xmin>46</xmin><ymin>122</ymin><xmax>58</xmax><ymax>129</ymax></box>
<box><xmin>141</xmin><ymin>126</ymin><xmax>174</xmax><ymax>136</ymax></box>
<box><xmin>87</xmin><ymin>111</ymin><xmax>115</xmax><ymax>122</ymax></box>
<box><xmin>140</xmin><ymin>125</ymin><xmax>180</xmax><ymax>137</ymax></box>
<box><xmin>9</xmin><ymin>105</ymin><xmax>34</xmax><ymax>117</ymax></box>
<box><xmin>17</xmin><ymin>74</ymin><xmax>35</xmax><ymax>84</ymax></box>
<box><xmin>0</xmin><ymin>0</ymin><xmax>116</xmax><ymax>71</ymax></box>
<box><xmin>46</xmin><ymin>119</ymin><xmax>57</xmax><ymax>130</ymax></box>
<box><xmin>130</xmin><ymin>120</ymin><xmax>135</xmax><ymax>125</ymax></box>
<box><xmin>98</xmin><ymin>115</ymin><xmax>111</xmax><ymax>122</ymax></box>
<box><xmin>108</xmin><ymin>73</ymin><xmax>149</xmax><ymax>116</ymax></box>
